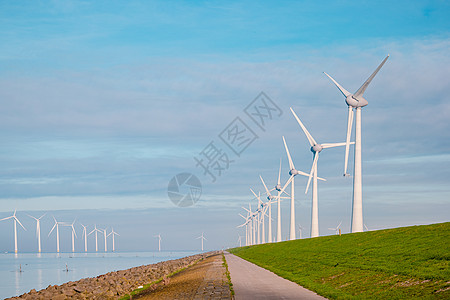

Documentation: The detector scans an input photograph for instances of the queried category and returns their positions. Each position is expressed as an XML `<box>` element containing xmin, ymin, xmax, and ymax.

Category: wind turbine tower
<box><xmin>48</xmin><ymin>217</ymin><xmax>64</xmax><ymax>253</ymax></box>
<box><xmin>0</xmin><ymin>210</ymin><xmax>26</xmax><ymax>253</ymax></box>
<box><xmin>107</xmin><ymin>228</ymin><xmax>119</xmax><ymax>252</ymax></box>
<box><xmin>80</xmin><ymin>224</ymin><xmax>88</xmax><ymax>252</ymax></box>
<box><xmin>196</xmin><ymin>232</ymin><xmax>206</xmax><ymax>251</ymax></box>
<box><xmin>324</xmin><ymin>55</ymin><xmax>389</xmax><ymax>232</ymax></box>
<box><xmin>64</xmin><ymin>220</ymin><xmax>77</xmax><ymax>253</ymax></box>
<box><xmin>88</xmin><ymin>225</ymin><xmax>102</xmax><ymax>252</ymax></box>
<box><xmin>155</xmin><ymin>234</ymin><xmax>162</xmax><ymax>251</ymax></box>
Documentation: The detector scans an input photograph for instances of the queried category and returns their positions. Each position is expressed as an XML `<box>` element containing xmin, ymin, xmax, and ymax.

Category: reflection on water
<box><xmin>1</xmin><ymin>251</ymin><xmax>198</xmax><ymax>299</ymax></box>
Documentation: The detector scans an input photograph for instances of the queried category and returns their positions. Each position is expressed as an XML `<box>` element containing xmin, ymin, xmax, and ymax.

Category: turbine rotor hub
<box><xmin>289</xmin><ymin>169</ymin><xmax>299</xmax><ymax>176</ymax></box>
<box><xmin>275</xmin><ymin>184</ymin><xmax>282</xmax><ymax>191</ymax></box>
<box><xmin>311</xmin><ymin>144</ymin><xmax>323</xmax><ymax>153</ymax></box>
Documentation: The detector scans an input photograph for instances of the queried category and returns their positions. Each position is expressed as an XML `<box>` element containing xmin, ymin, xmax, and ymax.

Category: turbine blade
<box><xmin>259</xmin><ymin>176</ymin><xmax>271</xmax><ymax>197</ymax></box>
<box><xmin>282</xmin><ymin>136</ymin><xmax>295</xmax><ymax>170</ymax></box>
<box><xmin>305</xmin><ymin>152</ymin><xmax>319</xmax><ymax>194</ymax></box>
<box><xmin>321</xmin><ymin>142</ymin><xmax>348</xmax><ymax>149</ymax></box>
<box><xmin>49</xmin><ymin>223</ymin><xmax>56</xmax><ymax>236</ymax></box>
<box><xmin>0</xmin><ymin>216</ymin><xmax>13</xmax><ymax>222</ymax></box>
<box><xmin>250</xmin><ymin>188</ymin><xmax>258</xmax><ymax>199</ymax></box>
<box><xmin>337</xmin><ymin>221</ymin><xmax>342</xmax><ymax>229</ymax></box>
<box><xmin>14</xmin><ymin>217</ymin><xmax>26</xmax><ymax>231</ymax></box>
<box><xmin>278</xmin><ymin>175</ymin><xmax>294</xmax><ymax>197</ymax></box>
<box><xmin>323</xmin><ymin>72</ymin><xmax>351</xmax><ymax>97</ymax></box>
<box><xmin>354</xmin><ymin>55</ymin><xmax>389</xmax><ymax>98</ymax></box>
<box><xmin>278</xmin><ymin>158</ymin><xmax>282</xmax><ymax>185</ymax></box>
<box><xmin>344</xmin><ymin>106</ymin><xmax>354</xmax><ymax>176</ymax></box>
<box><xmin>290</xmin><ymin>107</ymin><xmax>316</xmax><ymax>146</ymax></box>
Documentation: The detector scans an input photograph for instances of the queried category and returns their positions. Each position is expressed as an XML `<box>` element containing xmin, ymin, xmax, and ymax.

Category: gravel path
<box><xmin>134</xmin><ymin>252</ymin><xmax>231</xmax><ymax>300</ymax></box>
<box><xmin>225</xmin><ymin>252</ymin><xmax>326</xmax><ymax>300</ymax></box>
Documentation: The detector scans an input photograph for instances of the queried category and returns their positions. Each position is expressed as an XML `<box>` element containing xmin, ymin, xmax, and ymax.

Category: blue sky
<box><xmin>0</xmin><ymin>0</ymin><xmax>449</xmax><ymax>252</ymax></box>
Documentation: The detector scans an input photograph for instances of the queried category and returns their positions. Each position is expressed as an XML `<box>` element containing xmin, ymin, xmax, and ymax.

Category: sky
<box><xmin>0</xmin><ymin>0</ymin><xmax>449</xmax><ymax>252</ymax></box>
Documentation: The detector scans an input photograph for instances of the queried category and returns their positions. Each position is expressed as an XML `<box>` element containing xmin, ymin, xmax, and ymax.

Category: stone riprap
<box><xmin>8</xmin><ymin>251</ymin><xmax>219</xmax><ymax>300</ymax></box>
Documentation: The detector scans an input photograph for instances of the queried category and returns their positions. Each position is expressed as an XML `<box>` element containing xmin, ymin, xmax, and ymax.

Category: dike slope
<box><xmin>230</xmin><ymin>222</ymin><xmax>449</xmax><ymax>299</ymax></box>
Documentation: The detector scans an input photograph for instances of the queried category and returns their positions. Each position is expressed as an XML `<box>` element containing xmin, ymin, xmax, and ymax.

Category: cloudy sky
<box><xmin>0</xmin><ymin>0</ymin><xmax>449</xmax><ymax>252</ymax></box>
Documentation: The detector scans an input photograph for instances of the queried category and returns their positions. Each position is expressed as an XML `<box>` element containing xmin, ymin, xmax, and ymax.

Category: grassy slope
<box><xmin>230</xmin><ymin>222</ymin><xmax>449</xmax><ymax>299</ymax></box>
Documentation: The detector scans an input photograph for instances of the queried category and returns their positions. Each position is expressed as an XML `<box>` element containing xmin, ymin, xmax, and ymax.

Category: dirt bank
<box><xmin>8</xmin><ymin>251</ymin><xmax>220</xmax><ymax>300</ymax></box>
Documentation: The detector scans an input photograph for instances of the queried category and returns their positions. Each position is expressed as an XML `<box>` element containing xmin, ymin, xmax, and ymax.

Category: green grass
<box><xmin>229</xmin><ymin>222</ymin><xmax>450</xmax><ymax>299</ymax></box>
<box><xmin>222</xmin><ymin>252</ymin><xmax>235</xmax><ymax>296</ymax></box>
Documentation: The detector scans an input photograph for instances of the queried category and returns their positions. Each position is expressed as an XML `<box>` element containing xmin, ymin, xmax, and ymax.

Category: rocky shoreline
<box><xmin>8</xmin><ymin>251</ymin><xmax>219</xmax><ymax>300</ymax></box>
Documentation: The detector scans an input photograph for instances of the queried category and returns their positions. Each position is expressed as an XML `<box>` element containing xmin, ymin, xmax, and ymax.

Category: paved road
<box><xmin>225</xmin><ymin>252</ymin><xmax>326</xmax><ymax>300</ymax></box>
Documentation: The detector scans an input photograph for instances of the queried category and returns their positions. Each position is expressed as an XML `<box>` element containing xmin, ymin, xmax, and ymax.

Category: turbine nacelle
<box><xmin>275</xmin><ymin>184</ymin><xmax>282</xmax><ymax>191</ymax></box>
<box><xmin>346</xmin><ymin>95</ymin><xmax>368</xmax><ymax>108</ymax></box>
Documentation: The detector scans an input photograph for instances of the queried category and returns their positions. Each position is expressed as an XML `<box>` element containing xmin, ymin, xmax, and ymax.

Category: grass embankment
<box><xmin>230</xmin><ymin>222</ymin><xmax>449</xmax><ymax>299</ymax></box>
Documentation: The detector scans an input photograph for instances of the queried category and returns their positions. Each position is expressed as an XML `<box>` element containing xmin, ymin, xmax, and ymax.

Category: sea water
<box><xmin>0</xmin><ymin>251</ymin><xmax>199</xmax><ymax>299</ymax></box>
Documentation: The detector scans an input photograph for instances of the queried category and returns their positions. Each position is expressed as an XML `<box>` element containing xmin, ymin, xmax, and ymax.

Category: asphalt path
<box><xmin>225</xmin><ymin>252</ymin><xmax>326</xmax><ymax>300</ymax></box>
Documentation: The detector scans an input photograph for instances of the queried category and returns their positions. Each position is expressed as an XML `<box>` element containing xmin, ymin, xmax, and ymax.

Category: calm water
<box><xmin>0</xmin><ymin>251</ymin><xmax>199</xmax><ymax>299</ymax></box>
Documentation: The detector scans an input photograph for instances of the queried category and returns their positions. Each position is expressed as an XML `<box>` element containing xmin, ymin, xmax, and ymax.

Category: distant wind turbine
<box><xmin>27</xmin><ymin>213</ymin><xmax>46</xmax><ymax>253</ymax></box>
<box><xmin>237</xmin><ymin>235</ymin><xmax>243</xmax><ymax>247</ymax></box>
<box><xmin>328</xmin><ymin>221</ymin><xmax>342</xmax><ymax>235</ymax></box>
<box><xmin>0</xmin><ymin>210</ymin><xmax>26</xmax><ymax>253</ymax></box>
<box><xmin>63</xmin><ymin>220</ymin><xmax>77</xmax><ymax>252</ymax></box>
<box><xmin>107</xmin><ymin>228</ymin><xmax>119</xmax><ymax>252</ymax></box>
<box><xmin>324</xmin><ymin>55</ymin><xmax>389</xmax><ymax>233</ymax></box>
<box><xmin>154</xmin><ymin>234</ymin><xmax>162</xmax><ymax>252</ymax></box>
<box><xmin>48</xmin><ymin>216</ymin><xmax>65</xmax><ymax>253</ymax></box>
<box><xmin>88</xmin><ymin>225</ymin><xmax>102</xmax><ymax>252</ymax></box>
<box><xmin>101</xmin><ymin>228</ymin><xmax>107</xmax><ymax>252</ymax></box>
<box><xmin>80</xmin><ymin>224</ymin><xmax>88</xmax><ymax>252</ymax></box>
<box><xmin>196</xmin><ymin>232</ymin><xmax>207</xmax><ymax>251</ymax></box>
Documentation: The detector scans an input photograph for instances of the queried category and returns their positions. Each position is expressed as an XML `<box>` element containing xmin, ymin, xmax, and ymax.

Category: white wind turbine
<box><xmin>27</xmin><ymin>213</ymin><xmax>46</xmax><ymax>253</ymax></box>
<box><xmin>64</xmin><ymin>220</ymin><xmax>77</xmax><ymax>252</ymax></box>
<box><xmin>80</xmin><ymin>224</ymin><xmax>88</xmax><ymax>252</ymax></box>
<box><xmin>298</xmin><ymin>225</ymin><xmax>304</xmax><ymax>239</ymax></box>
<box><xmin>237</xmin><ymin>235</ymin><xmax>243</xmax><ymax>247</ymax></box>
<box><xmin>324</xmin><ymin>55</ymin><xmax>389</xmax><ymax>232</ymax></box>
<box><xmin>88</xmin><ymin>225</ymin><xmax>102</xmax><ymax>252</ymax></box>
<box><xmin>238</xmin><ymin>208</ymin><xmax>252</xmax><ymax>246</ymax></box>
<box><xmin>155</xmin><ymin>234</ymin><xmax>162</xmax><ymax>251</ymax></box>
<box><xmin>290</xmin><ymin>108</ymin><xmax>350</xmax><ymax>238</ymax></box>
<box><xmin>250</xmin><ymin>189</ymin><xmax>267</xmax><ymax>244</ymax></box>
<box><xmin>107</xmin><ymin>228</ymin><xmax>119</xmax><ymax>252</ymax></box>
<box><xmin>196</xmin><ymin>232</ymin><xmax>207</xmax><ymax>251</ymax></box>
<box><xmin>48</xmin><ymin>216</ymin><xmax>65</xmax><ymax>253</ymax></box>
<box><xmin>328</xmin><ymin>221</ymin><xmax>342</xmax><ymax>235</ymax></box>
<box><xmin>279</xmin><ymin>136</ymin><xmax>325</xmax><ymax>240</ymax></box>
<box><xmin>101</xmin><ymin>228</ymin><xmax>107</xmax><ymax>252</ymax></box>
<box><xmin>0</xmin><ymin>210</ymin><xmax>26</xmax><ymax>253</ymax></box>
<box><xmin>260</xmin><ymin>164</ymin><xmax>290</xmax><ymax>243</ymax></box>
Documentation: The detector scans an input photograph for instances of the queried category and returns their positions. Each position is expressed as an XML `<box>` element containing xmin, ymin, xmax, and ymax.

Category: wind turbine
<box><xmin>107</xmin><ymin>228</ymin><xmax>119</xmax><ymax>252</ymax></box>
<box><xmin>88</xmin><ymin>225</ymin><xmax>102</xmax><ymax>252</ymax></box>
<box><xmin>0</xmin><ymin>210</ymin><xmax>26</xmax><ymax>253</ymax></box>
<box><xmin>101</xmin><ymin>228</ymin><xmax>107</xmax><ymax>252</ymax></box>
<box><xmin>48</xmin><ymin>216</ymin><xmax>65</xmax><ymax>253</ymax></box>
<box><xmin>154</xmin><ymin>234</ymin><xmax>162</xmax><ymax>251</ymax></box>
<box><xmin>238</xmin><ymin>209</ymin><xmax>252</xmax><ymax>246</ymax></box>
<box><xmin>279</xmin><ymin>136</ymin><xmax>325</xmax><ymax>240</ymax></box>
<box><xmin>250</xmin><ymin>189</ymin><xmax>266</xmax><ymax>244</ymax></box>
<box><xmin>298</xmin><ymin>225</ymin><xmax>304</xmax><ymax>239</ymax></box>
<box><xmin>237</xmin><ymin>235</ymin><xmax>243</xmax><ymax>247</ymax></box>
<box><xmin>80</xmin><ymin>224</ymin><xmax>88</xmax><ymax>252</ymax></box>
<box><xmin>324</xmin><ymin>55</ymin><xmax>389</xmax><ymax>232</ymax></box>
<box><xmin>328</xmin><ymin>221</ymin><xmax>342</xmax><ymax>235</ymax></box>
<box><xmin>260</xmin><ymin>165</ymin><xmax>290</xmax><ymax>243</ymax></box>
<box><xmin>64</xmin><ymin>220</ymin><xmax>77</xmax><ymax>252</ymax></box>
<box><xmin>196</xmin><ymin>232</ymin><xmax>206</xmax><ymax>251</ymax></box>
<box><xmin>290</xmin><ymin>108</ymin><xmax>350</xmax><ymax>238</ymax></box>
<box><xmin>27</xmin><ymin>213</ymin><xmax>46</xmax><ymax>253</ymax></box>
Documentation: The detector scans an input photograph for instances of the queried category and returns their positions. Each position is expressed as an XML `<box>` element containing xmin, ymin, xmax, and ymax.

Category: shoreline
<box><xmin>7</xmin><ymin>251</ymin><xmax>220</xmax><ymax>299</ymax></box>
